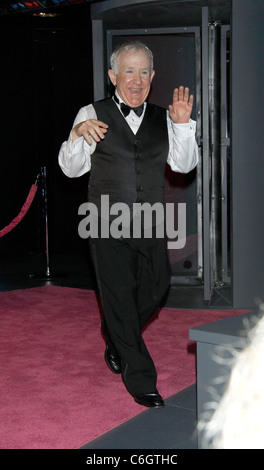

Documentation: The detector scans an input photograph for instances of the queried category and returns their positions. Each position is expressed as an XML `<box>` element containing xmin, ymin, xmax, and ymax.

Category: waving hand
<box><xmin>169</xmin><ymin>86</ymin><xmax>194</xmax><ymax>124</ymax></box>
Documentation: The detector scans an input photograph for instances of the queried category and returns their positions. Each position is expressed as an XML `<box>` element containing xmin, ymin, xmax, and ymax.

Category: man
<box><xmin>59</xmin><ymin>41</ymin><xmax>198</xmax><ymax>408</ymax></box>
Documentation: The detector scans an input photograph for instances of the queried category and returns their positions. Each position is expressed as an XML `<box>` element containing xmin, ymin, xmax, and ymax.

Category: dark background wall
<box><xmin>0</xmin><ymin>4</ymin><xmax>94</xmax><ymax>258</ymax></box>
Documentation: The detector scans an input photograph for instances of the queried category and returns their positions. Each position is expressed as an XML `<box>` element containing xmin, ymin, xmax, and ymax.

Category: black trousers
<box><xmin>89</xmin><ymin>232</ymin><xmax>171</xmax><ymax>397</ymax></box>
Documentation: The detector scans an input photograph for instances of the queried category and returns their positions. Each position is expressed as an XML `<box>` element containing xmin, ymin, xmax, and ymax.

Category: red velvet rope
<box><xmin>0</xmin><ymin>184</ymin><xmax>38</xmax><ymax>238</ymax></box>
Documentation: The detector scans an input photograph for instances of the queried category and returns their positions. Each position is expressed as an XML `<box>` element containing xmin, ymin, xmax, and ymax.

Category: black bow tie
<box><xmin>114</xmin><ymin>95</ymin><xmax>144</xmax><ymax>117</ymax></box>
<box><xmin>120</xmin><ymin>102</ymin><xmax>144</xmax><ymax>117</ymax></box>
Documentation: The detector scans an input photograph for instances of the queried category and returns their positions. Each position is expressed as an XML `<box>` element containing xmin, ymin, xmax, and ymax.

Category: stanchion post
<box><xmin>29</xmin><ymin>166</ymin><xmax>64</xmax><ymax>281</ymax></box>
<box><xmin>29</xmin><ymin>166</ymin><xmax>52</xmax><ymax>280</ymax></box>
<box><xmin>41</xmin><ymin>166</ymin><xmax>50</xmax><ymax>278</ymax></box>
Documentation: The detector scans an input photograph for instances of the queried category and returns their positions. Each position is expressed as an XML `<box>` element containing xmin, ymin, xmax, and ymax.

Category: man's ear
<box><xmin>150</xmin><ymin>70</ymin><xmax>155</xmax><ymax>82</ymax></box>
<box><xmin>108</xmin><ymin>69</ymin><xmax>117</xmax><ymax>87</ymax></box>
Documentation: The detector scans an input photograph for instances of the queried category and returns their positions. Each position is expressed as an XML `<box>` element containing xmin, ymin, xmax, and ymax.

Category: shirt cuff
<box><xmin>69</xmin><ymin>132</ymin><xmax>97</xmax><ymax>156</ymax></box>
<box><xmin>171</xmin><ymin>118</ymin><xmax>196</xmax><ymax>138</ymax></box>
<box><xmin>67</xmin><ymin>133</ymin><xmax>84</xmax><ymax>154</ymax></box>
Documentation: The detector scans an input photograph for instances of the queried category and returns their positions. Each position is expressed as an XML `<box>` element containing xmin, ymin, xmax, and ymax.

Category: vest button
<box><xmin>137</xmin><ymin>186</ymin><xmax>143</xmax><ymax>192</ymax></box>
<box><xmin>136</xmin><ymin>168</ymin><xmax>142</xmax><ymax>174</ymax></box>
<box><xmin>136</xmin><ymin>154</ymin><xmax>141</xmax><ymax>160</ymax></box>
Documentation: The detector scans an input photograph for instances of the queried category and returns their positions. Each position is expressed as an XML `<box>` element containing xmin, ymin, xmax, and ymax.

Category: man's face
<box><xmin>108</xmin><ymin>49</ymin><xmax>155</xmax><ymax>108</ymax></box>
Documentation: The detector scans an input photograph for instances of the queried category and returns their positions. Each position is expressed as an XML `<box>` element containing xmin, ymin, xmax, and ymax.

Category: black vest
<box><xmin>89</xmin><ymin>98</ymin><xmax>169</xmax><ymax>212</ymax></box>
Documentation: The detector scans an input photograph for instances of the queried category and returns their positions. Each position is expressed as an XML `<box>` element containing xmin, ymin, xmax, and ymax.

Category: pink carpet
<box><xmin>0</xmin><ymin>285</ymin><xmax>247</xmax><ymax>449</ymax></box>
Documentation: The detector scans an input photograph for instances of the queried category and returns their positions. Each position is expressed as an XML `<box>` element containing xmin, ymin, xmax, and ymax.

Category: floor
<box><xmin>82</xmin><ymin>385</ymin><xmax>197</xmax><ymax>449</ymax></box>
<box><xmin>0</xmin><ymin>250</ymin><xmax>232</xmax><ymax>449</ymax></box>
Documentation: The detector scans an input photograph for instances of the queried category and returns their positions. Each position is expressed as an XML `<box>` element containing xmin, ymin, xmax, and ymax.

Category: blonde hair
<box><xmin>200</xmin><ymin>313</ymin><xmax>264</xmax><ymax>449</ymax></box>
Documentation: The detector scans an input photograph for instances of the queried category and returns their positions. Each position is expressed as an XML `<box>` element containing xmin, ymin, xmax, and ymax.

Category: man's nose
<box><xmin>132</xmin><ymin>72</ymin><xmax>142</xmax><ymax>84</ymax></box>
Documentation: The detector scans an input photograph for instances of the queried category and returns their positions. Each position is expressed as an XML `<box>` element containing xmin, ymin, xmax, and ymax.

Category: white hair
<box><xmin>199</xmin><ymin>312</ymin><xmax>264</xmax><ymax>449</ymax></box>
<box><xmin>110</xmin><ymin>41</ymin><xmax>154</xmax><ymax>74</ymax></box>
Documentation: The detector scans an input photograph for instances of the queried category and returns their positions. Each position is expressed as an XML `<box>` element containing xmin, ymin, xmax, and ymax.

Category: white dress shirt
<box><xmin>58</xmin><ymin>93</ymin><xmax>199</xmax><ymax>178</ymax></box>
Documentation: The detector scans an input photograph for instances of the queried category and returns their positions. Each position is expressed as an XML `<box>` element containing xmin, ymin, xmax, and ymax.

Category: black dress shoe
<box><xmin>104</xmin><ymin>344</ymin><xmax>121</xmax><ymax>374</ymax></box>
<box><xmin>134</xmin><ymin>393</ymin><xmax>165</xmax><ymax>408</ymax></box>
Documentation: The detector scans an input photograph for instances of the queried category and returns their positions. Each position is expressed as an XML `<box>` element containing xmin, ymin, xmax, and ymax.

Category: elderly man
<box><xmin>59</xmin><ymin>41</ymin><xmax>198</xmax><ymax>408</ymax></box>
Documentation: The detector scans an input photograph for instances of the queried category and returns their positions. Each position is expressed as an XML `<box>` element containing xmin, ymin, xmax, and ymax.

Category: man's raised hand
<box><xmin>169</xmin><ymin>86</ymin><xmax>193</xmax><ymax>124</ymax></box>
